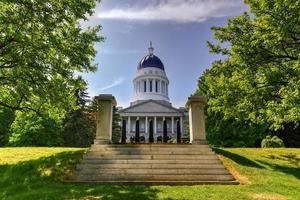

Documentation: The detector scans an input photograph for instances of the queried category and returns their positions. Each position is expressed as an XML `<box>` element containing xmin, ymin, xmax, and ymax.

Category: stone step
<box><xmin>83</xmin><ymin>154</ymin><xmax>218</xmax><ymax>160</ymax></box>
<box><xmin>67</xmin><ymin>180</ymin><xmax>239</xmax><ymax>185</ymax></box>
<box><xmin>76</xmin><ymin>168</ymin><xmax>230</xmax><ymax>175</ymax></box>
<box><xmin>76</xmin><ymin>163</ymin><xmax>225</xmax><ymax>170</ymax></box>
<box><xmin>89</xmin><ymin>148</ymin><xmax>214</xmax><ymax>152</ymax></box>
<box><xmin>80</xmin><ymin>159</ymin><xmax>222</xmax><ymax>165</ymax></box>
<box><xmin>69</xmin><ymin>144</ymin><xmax>236</xmax><ymax>185</ymax></box>
<box><xmin>91</xmin><ymin>144</ymin><xmax>210</xmax><ymax>149</ymax></box>
<box><xmin>72</xmin><ymin>174</ymin><xmax>235</xmax><ymax>182</ymax></box>
<box><xmin>86</xmin><ymin>151</ymin><xmax>215</xmax><ymax>155</ymax></box>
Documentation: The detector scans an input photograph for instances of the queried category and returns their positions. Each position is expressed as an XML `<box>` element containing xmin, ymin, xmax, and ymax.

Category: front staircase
<box><xmin>69</xmin><ymin>144</ymin><xmax>238</xmax><ymax>185</ymax></box>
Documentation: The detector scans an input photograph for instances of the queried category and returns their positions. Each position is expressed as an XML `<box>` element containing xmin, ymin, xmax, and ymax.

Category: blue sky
<box><xmin>82</xmin><ymin>0</ymin><xmax>248</xmax><ymax>107</ymax></box>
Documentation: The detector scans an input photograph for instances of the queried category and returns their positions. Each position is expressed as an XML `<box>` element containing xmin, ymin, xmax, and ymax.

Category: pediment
<box><xmin>120</xmin><ymin>100</ymin><xmax>180</xmax><ymax>114</ymax></box>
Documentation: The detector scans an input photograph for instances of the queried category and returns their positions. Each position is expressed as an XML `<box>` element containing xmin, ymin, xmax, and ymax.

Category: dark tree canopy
<box><xmin>0</xmin><ymin>0</ymin><xmax>103</xmax><ymax>119</ymax></box>
<box><xmin>63</xmin><ymin>78</ymin><xmax>96</xmax><ymax>147</ymax></box>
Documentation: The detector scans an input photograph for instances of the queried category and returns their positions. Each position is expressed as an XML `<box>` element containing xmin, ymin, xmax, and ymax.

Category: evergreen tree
<box><xmin>112</xmin><ymin>107</ymin><xmax>121</xmax><ymax>143</ymax></box>
<box><xmin>63</xmin><ymin>77</ymin><xmax>96</xmax><ymax>147</ymax></box>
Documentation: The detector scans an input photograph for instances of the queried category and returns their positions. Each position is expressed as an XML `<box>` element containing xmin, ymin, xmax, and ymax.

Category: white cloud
<box><xmin>99</xmin><ymin>77</ymin><xmax>125</xmax><ymax>91</ymax></box>
<box><xmin>97</xmin><ymin>0</ymin><xmax>247</xmax><ymax>23</ymax></box>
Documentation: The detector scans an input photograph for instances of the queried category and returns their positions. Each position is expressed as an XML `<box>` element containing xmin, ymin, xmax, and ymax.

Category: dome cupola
<box><xmin>132</xmin><ymin>42</ymin><xmax>170</xmax><ymax>104</ymax></box>
<box><xmin>138</xmin><ymin>41</ymin><xmax>165</xmax><ymax>70</ymax></box>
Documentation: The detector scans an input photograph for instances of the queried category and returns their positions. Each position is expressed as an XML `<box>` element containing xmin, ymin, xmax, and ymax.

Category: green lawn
<box><xmin>0</xmin><ymin>148</ymin><xmax>299</xmax><ymax>200</ymax></box>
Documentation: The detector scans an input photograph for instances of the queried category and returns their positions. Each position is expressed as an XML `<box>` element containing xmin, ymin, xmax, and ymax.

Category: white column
<box><xmin>160</xmin><ymin>80</ymin><xmax>162</xmax><ymax>94</ymax></box>
<box><xmin>145</xmin><ymin>116</ymin><xmax>148</xmax><ymax>134</ymax></box>
<box><xmin>128</xmin><ymin>116</ymin><xmax>131</xmax><ymax>134</ymax></box>
<box><xmin>147</xmin><ymin>79</ymin><xmax>150</xmax><ymax>92</ymax></box>
<box><xmin>180</xmin><ymin>116</ymin><xmax>183</xmax><ymax>134</ymax></box>
<box><xmin>166</xmin><ymin>83</ymin><xmax>169</xmax><ymax>96</ymax></box>
<box><xmin>163</xmin><ymin>117</ymin><xmax>166</xmax><ymax>138</ymax></box>
<box><xmin>154</xmin><ymin>116</ymin><xmax>157</xmax><ymax>134</ymax></box>
<box><xmin>171</xmin><ymin>116</ymin><xmax>174</xmax><ymax>134</ymax></box>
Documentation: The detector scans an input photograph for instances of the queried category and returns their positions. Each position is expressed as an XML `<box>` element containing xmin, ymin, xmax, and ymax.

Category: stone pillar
<box><xmin>95</xmin><ymin>94</ymin><xmax>117</xmax><ymax>144</ymax></box>
<box><xmin>186</xmin><ymin>96</ymin><xmax>207</xmax><ymax>144</ymax></box>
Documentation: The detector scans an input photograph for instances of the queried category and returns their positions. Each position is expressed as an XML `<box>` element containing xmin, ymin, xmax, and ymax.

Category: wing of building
<box><xmin>119</xmin><ymin>42</ymin><xmax>185</xmax><ymax>143</ymax></box>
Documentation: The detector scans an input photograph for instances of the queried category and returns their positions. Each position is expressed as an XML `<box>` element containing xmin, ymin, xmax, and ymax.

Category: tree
<box><xmin>63</xmin><ymin>77</ymin><xmax>96</xmax><ymax>147</ymax></box>
<box><xmin>197</xmin><ymin>0</ymin><xmax>300</xmax><ymax>140</ymax></box>
<box><xmin>0</xmin><ymin>108</ymin><xmax>15</xmax><ymax>146</ymax></box>
<box><xmin>9</xmin><ymin>111</ymin><xmax>64</xmax><ymax>147</ymax></box>
<box><xmin>0</xmin><ymin>0</ymin><xmax>103</xmax><ymax>119</ymax></box>
<box><xmin>112</xmin><ymin>107</ymin><xmax>121</xmax><ymax>143</ymax></box>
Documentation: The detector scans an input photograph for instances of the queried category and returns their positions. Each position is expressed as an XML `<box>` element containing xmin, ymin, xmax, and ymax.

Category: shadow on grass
<box><xmin>256</xmin><ymin>160</ymin><xmax>300</xmax><ymax>180</ymax></box>
<box><xmin>213</xmin><ymin>148</ymin><xmax>265</xmax><ymax>169</ymax></box>
<box><xmin>0</xmin><ymin>150</ymin><xmax>159</xmax><ymax>200</ymax></box>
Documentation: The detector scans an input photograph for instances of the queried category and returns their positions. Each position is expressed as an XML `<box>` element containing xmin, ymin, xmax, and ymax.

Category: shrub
<box><xmin>261</xmin><ymin>136</ymin><xmax>285</xmax><ymax>148</ymax></box>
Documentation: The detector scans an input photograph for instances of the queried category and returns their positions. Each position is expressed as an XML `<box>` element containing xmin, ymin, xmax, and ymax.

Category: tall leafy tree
<box><xmin>197</xmin><ymin>0</ymin><xmax>300</xmax><ymax>140</ymax></box>
<box><xmin>0</xmin><ymin>0</ymin><xmax>103</xmax><ymax>119</ymax></box>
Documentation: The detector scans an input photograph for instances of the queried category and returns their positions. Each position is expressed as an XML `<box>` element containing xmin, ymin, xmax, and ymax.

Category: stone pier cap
<box><xmin>185</xmin><ymin>96</ymin><xmax>207</xmax><ymax>107</ymax></box>
<box><xmin>95</xmin><ymin>94</ymin><xmax>117</xmax><ymax>106</ymax></box>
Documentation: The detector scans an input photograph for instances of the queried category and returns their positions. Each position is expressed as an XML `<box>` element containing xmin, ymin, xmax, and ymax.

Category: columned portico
<box><xmin>120</xmin><ymin>111</ymin><xmax>184</xmax><ymax>143</ymax></box>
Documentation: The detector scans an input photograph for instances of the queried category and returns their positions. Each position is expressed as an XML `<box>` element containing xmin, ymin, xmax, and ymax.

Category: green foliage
<box><xmin>63</xmin><ymin>80</ymin><xmax>96</xmax><ymax>147</ymax></box>
<box><xmin>9</xmin><ymin>112</ymin><xmax>63</xmax><ymax>147</ymax></box>
<box><xmin>206</xmin><ymin>111</ymin><xmax>266</xmax><ymax>147</ymax></box>
<box><xmin>261</xmin><ymin>136</ymin><xmax>285</xmax><ymax>148</ymax></box>
<box><xmin>0</xmin><ymin>0</ymin><xmax>103</xmax><ymax>119</ymax></box>
<box><xmin>182</xmin><ymin>117</ymin><xmax>190</xmax><ymax>143</ymax></box>
<box><xmin>0</xmin><ymin>108</ymin><xmax>15</xmax><ymax>146</ymax></box>
<box><xmin>196</xmin><ymin>0</ymin><xmax>300</xmax><ymax>146</ymax></box>
<box><xmin>197</xmin><ymin>0</ymin><xmax>300</xmax><ymax>132</ymax></box>
<box><xmin>63</xmin><ymin>110</ymin><xmax>95</xmax><ymax>147</ymax></box>
<box><xmin>112</xmin><ymin>107</ymin><xmax>121</xmax><ymax>143</ymax></box>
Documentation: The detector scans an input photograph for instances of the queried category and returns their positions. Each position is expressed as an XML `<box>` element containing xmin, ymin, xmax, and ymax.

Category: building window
<box><xmin>155</xmin><ymin>80</ymin><xmax>158</xmax><ymax>92</ymax></box>
<box><xmin>144</xmin><ymin>80</ymin><xmax>147</xmax><ymax>92</ymax></box>
<box><xmin>150</xmin><ymin>80</ymin><xmax>153</xmax><ymax>92</ymax></box>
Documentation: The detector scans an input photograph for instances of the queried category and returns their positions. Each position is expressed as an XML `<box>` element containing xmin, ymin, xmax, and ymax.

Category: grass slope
<box><xmin>0</xmin><ymin>148</ymin><xmax>299</xmax><ymax>200</ymax></box>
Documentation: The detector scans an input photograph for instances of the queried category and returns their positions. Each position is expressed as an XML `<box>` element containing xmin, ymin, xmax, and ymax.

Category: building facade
<box><xmin>119</xmin><ymin>42</ymin><xmax>185</xmax><ymax>143</ymax></box>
